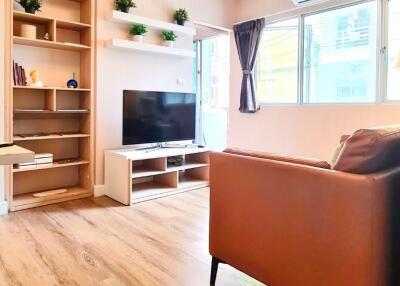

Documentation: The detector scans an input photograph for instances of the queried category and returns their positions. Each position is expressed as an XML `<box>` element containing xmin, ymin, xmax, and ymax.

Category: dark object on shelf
<box><xmin>168</xmin><ymin>156</ymin><xmax>184</xmax><ymax>166</ymax></box>
<box><xmin>115</xmin><ymin>0</ymin><xmax>136</xmax><ymax>13</ymax></box>
<box><xmin>13</xmin><ymin>61</ymin><xmax>27</xmax><ymax>86</ymax></box>
<box><xmin>175</xmin><ymin>9</ymin><xmax>188</xmax><ymax>26</ymax></box>
<box><xmin>67</xmin><ymin>72</ymin><xmax>78</xmax><ymax>89</ymax></box>
<box><xmin>17</xmin><ymin>0</ymin><xmax>42</xmax><ymax>14</ymax></box>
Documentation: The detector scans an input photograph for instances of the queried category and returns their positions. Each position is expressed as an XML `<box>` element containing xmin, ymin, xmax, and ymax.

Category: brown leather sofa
<box><xmin>209</xmin><ymin>126</ymin><xmax>400</xmax><ymax>286</ymax></box>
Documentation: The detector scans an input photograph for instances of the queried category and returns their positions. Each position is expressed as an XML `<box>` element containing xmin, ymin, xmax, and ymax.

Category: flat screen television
<box><xmin>123</xmin><ymin>90</ymin><xmax>196</xmax><ymax>145</ymax></box>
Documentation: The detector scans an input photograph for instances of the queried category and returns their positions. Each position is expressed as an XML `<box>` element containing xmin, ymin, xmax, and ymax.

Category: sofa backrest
<box><xmin>224</xmin><ymin>148</ymin><xmax>331</xmax><ymax>169</ymax></box>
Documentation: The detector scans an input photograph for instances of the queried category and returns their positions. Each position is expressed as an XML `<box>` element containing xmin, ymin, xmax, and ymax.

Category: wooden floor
<box><xmin>0</xmin><ymin>188</ymin><xmax>263</xmax><ymax>286</ymax></box>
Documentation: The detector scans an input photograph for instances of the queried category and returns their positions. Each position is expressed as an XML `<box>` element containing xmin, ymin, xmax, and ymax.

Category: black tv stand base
<box><xmin>134</xmin><ymin>143</ymin><xmax>204</xmax><ymax>153</ymax></box>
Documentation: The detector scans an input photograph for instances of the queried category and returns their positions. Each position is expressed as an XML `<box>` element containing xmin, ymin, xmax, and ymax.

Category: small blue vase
<box><xmin>67</xmin><ymin>73</ymin><xmax>78</xmax><ymax>89</ymax></box>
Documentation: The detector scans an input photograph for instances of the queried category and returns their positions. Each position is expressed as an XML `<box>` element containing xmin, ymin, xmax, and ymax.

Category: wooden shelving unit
<box><xmin>105</xmin><ymin>148</ymin><xmax>210</xmax><ymax>205</ymax></box>
<box><xmin>6</xmin><ymin>0</ymin><xmax>96</xmax><ymax>211</ymax></box>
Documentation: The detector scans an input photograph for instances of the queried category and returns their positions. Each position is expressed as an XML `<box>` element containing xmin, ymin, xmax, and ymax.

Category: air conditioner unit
<box><xmin>291</xmin><ymin>0</ymin><xmax>330</xmax><ymax>6</ymax></box>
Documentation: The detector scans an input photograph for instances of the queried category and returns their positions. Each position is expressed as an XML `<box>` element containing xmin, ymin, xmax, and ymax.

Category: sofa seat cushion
<box><xmin>224</xmin><ymin>148</ymin><xmax>331</xmax><ymax>169</ymax></box>
<box><xmin>333</xmin><ymin>125</ymin><xmax>400</xmax><ymax>174</ymax></box>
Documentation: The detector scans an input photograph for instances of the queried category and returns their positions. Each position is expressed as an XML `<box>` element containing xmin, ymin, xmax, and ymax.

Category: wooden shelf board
<box><xmin>108</xmin><ymin>10</ymin><xmax>196</xmax><ymax>36</ymax></box>
<box><xmin>13</xmin><ymin>86</ymin><xmax>54</xmax><ymax>90</ymax></box>
<box><xmin>14</xmin><ymin>36</ymin><xmax>91</xmax><ymax>51</ymax></box>
<box><xmin>132</xmin><ymin>163</ymin><xmax>207</xmax><ymax>179</ymax></box>
<box><xmin>14</xmin><ymin>110</ymin><xmax>89</xmax><ymax>114</ymax></box>
<box><xmin>13</xmin><ymin>11</ymin><xmax>91</xmax><ymax>30</ymax></box>
<box><xmin>107</xmin><ymin>38</ymin><xmax>196</xmax><ymax>58</ymax></box>
<box><xmin>13</xmin><ymin>11</ymin><xmax>52</xmax><ymax>24</ymax></box>
<box><xmin>178</xmin><ymin>176</ymin><xmax>209</xmax><ymax>189</ymax></box>
<box><xmin>56</xmin><ymin>19</ymin><xmax>91</xmax><ymax>31</ymax></box>
<box><xmin>13</xmin><ymin>159</ymin><xmax>89</xmax><ymax>173</ymax></box>
<box><xmin>55</xmin><ymin>87</ymin><xmax>91</xmax><ymax>92</ymax></box>
<box><xmin>167</xmin><ymin>163</ymin><xmax>208</xmax><ymax>172</ymax></box>
<box><xmin>14</xmin><ymin>134</ymin><xmax>90</xmax><ymax>141</ymax></box>
<box><xmin>132</xmin><ymin>176</ymin><xmax>208</xmax><ymax>203</ymax></box>
<box><xmin>12</xmin><ymin>187</ymin><xmax>91</xmax><ymax>211</ymax></box>
<box><xmin>14</xmin><ymin>86</ymin><xmax>91</xmax><ymax>92</ymax></box>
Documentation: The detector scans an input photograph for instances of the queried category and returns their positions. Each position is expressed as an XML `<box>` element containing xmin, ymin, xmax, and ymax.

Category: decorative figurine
<box><xmin>29</xmin><ymin>70</ymin><xmax>44</xmax><ymax>87</ymax></box>
<box><xmin>44</xmin><ymin>32</ymin><xmax>50</xmax><ymax>41</ymax></box>
<box><xmin>67</xmin><ymin>72</ymin><xmax>78</xmax><ymax>89</ymax></box>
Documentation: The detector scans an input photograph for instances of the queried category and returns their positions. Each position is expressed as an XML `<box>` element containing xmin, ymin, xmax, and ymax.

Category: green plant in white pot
<box><xmin>162</xmin><ymin>31</ymin><xmax>177</xmax><ymax>47</ymax></box>
<box><xmin>115</xmin><ymin>0</ymin><xmax>136</xmax><ymax>13</ymax></box>
<box><xmin>129</xmin><ymin>24</ymin><xmax>147</xmax><ymax>42</ymax></box>
<box><xmin>17</xmin><ymin>0</ymin><xmax>42</xmax><ymax>14</ymax></box>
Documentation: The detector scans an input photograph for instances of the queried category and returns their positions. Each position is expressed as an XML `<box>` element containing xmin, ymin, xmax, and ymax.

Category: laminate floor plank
<box><xmin>0</xmin><ymin>188</ymin><xmax>263</xmax><ymax>286</ymax></box>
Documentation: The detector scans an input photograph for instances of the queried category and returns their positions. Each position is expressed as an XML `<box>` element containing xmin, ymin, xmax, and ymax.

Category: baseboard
<box><xmin>0</xmin><ymin>201</ymin><xmax>9</xmax><ymax>215</ymax></box>
<box><xmin>93</xmin><ymin>185</ymin><xmax>106</xmax><ymax>197</ymax></box>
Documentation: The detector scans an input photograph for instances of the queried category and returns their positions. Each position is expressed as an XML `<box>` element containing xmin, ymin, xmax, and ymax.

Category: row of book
<box><xmin>13</xmin><ymin>61</ymin><xmax>27</xmax><ymax>86</ymax></box>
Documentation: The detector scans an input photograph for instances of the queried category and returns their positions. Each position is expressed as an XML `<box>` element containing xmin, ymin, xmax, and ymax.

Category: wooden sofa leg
<box><xmin>210</xmin><ymin>257</ymin><xmax>223</xmax><ymax>285</ymax></box>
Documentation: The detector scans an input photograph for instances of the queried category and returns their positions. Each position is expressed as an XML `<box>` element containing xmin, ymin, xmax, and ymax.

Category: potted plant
<box><xmin>115</xmin><ymin>0</ymin><xmax>136</xmax><ymax>13</ymax></box>
<box><xmin>17</xmin><ymin>0</ymin><xmax>42</xmax><ymax>14</ymax></box>
<box><xmin>129</xmin><ymin>24</ymin><xmax>147</xmax><ymax>42</ymax></box>
<box><xmin>174</xmin><ymin>8</ymin><xmax>189</xmax><ymax>26</ymax></box>
<box><xmin>162</xmin><ymin>31</ymin><xmax>177</xmax><ymax>47</ymax></box>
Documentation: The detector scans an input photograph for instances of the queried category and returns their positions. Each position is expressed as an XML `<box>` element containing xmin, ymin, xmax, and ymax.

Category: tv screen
<box><xmin>123</xmin><ymin>90</ymin><xmax>196</xmax><ymax>145</ymax></box>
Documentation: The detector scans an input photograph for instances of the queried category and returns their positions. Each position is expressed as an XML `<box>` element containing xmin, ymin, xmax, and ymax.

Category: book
<box><xmin>12</xmin><ymin>61</ymin><xmax>16</xmax><ymax>85</ymax></box>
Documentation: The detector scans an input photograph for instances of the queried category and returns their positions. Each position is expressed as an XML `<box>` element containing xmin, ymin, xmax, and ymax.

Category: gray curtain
<box><xmin>233</xmin><ymin>18</ymin><xmax>265</xmax><ymax>113</ymax></box>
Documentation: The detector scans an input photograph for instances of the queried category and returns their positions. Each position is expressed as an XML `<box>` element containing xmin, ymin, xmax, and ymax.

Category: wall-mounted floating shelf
<box><xmin>106</xmin><ymin>38</ymin><xmax>196</xmax><ymax>58</ymax></box>
<box><xmin>108</xmin><ymin>10</ymin><xmax>196</xmax><ymax>36</ymax></box>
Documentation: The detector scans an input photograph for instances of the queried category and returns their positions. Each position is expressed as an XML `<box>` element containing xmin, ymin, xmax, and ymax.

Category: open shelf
<box><xmin>12</xmin><ymin>186</ymin><xmax>91</xmax><ymax>211</ymax></box>
<box><xmin>14</xmin><ymin>36</ymin><xmax>91</xmax><ymax>51</ymax></box>
<box><xmin>179</xmin><ymin>175</ymin><xmax>209</xmax><ymax>189</ymax></box>
<box><xmin>108</xmin><ymin>10</ymin><xmax>196</xmax><ymax>36</ymax></box>
<box><xmin>13</xmin><ymin>159</ymin><xmax>89</xmax><ymax>173</ymax></box>
<box><xmin>106</xmin><ymin>38</ymin><xmax>196</xmax><ymax>58</ymax></box>
<box><xmin>14</xmin><ymin>133</ymin><xmax>90</xmax><ymax>142</ymax></box>
<box><xmin>132</xmin><ymin>162</ymin><xmax>208</xmax><ymax>179</ymax></box>
<box><xmin>13</xmin><ymin>11</ymin><xmax>91</xmax><ymax>28</ymax></box>
<box><xmin>14</xmin><ymin>110</ymin><xmax>89</xmax><ymax>114</ymax></box>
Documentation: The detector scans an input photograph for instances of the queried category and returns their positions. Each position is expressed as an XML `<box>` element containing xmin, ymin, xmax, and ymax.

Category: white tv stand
<box><xmin>105</xmin><ymin>146</ymin><xmax>210</xmax><ymax>205</ymax></box>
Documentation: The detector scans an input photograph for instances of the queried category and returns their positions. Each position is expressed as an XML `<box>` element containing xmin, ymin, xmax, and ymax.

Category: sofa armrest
<box><xmin>224</xmin><ymin>148</ymin><xmax>331</xmax><ymax>169</ymax></box>
<box><xmin>209</xmin><ymin>151</ymin><xmax>400</xmax><ymax>286</ymax></box>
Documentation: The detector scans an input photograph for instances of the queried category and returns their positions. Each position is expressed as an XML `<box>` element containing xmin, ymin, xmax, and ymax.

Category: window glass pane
<box><xmin>303</xmin><ymin>2</ymin><xmax>377</xmax><ymax>103</ymax></box>
<box><xmin>387</xmin><ymin>0</ymin><xmax>400</xmax><ymax>100</ymax></box>
<box><xmin>256</xmin><ymin>18</ymin><xmax>299</xmax><ymax>103</ymax></box>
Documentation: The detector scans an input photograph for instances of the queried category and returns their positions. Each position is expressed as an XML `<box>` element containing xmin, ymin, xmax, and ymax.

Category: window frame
<box><xmin>257</xmin><ymin>0</ymin><xmax>393</xmax><ymax>106</ymax></box>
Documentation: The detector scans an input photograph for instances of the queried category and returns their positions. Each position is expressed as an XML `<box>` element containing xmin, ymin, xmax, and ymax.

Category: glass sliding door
<box><xmin>194</xmin><ymin>35</ymin><xmax>230</xmax><ymax>151</ymax></box>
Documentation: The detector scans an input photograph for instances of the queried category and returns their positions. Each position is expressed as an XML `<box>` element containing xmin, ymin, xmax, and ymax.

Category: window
<box><xmin>256</xmin><ymin>18</ymin><xmax>299</xmax><ymax>103</ymax></box>
<box><xmin>387</xmin><ymin>0</ymin><xmax>400</xmax><ymax>100</ymax></box>
<box><xmin>255</xmin><ymin>0</ymin><xmax>385</xmax><ymax>105</ymax></box>
<box><xmin>303</xmin><ymin>1</ymin><xmax>377</xmax><ymax>103</ymax></box>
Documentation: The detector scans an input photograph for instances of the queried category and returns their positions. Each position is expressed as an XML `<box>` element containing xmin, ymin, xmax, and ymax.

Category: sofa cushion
<box><xmin>333</xmin><ymin>125</ymin><xmax>400</xmax><ymax>174</ymax></box>
<box><xmin>224</xmin><ymin>148</ymin><xmax>331</xmax><ymax>169</ymax></box>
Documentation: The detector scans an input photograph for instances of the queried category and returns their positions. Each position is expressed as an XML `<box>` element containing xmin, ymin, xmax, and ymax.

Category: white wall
<box><xmin>96</xmin><ymin>0</ymin><xmax>236</xmax><ymax>185</ymax></box>
<box><xmin>228</xmin><ymin>0</ymin><xmax>400</xmax><ymax>161</ymax></box>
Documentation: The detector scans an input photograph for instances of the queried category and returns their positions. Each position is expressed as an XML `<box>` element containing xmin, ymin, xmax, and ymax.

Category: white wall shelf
<box><xmin>106</xmin><ymin>38</ymin><xmax>196</xmax><ymax>58</ymax></box>
<box><xmin>108</xmin><ymin>10</ymin><xmax>196</xmax><ymax>36</ymax></box>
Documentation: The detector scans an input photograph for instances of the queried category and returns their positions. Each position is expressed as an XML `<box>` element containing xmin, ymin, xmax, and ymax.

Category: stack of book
<box><xmin>16</xmin><ymin>153</ymin><xmax>53</xmax><ymax>170</ymax></box>
<box><xmin>13</xmin><ymin>61</ymin><xmax>27</xmax><ymax>86</ymax></box>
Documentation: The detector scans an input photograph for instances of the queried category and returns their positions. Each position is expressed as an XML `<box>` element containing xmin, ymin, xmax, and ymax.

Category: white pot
<box><xmin>132</xmin><ymin>35</ymin><xmax>144</xmax><ymax>42</ymax></box>
<box><xmin>163</xmin><ymin>40</ymin><xmax>174</xmax><ymax>48</ymax></box>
